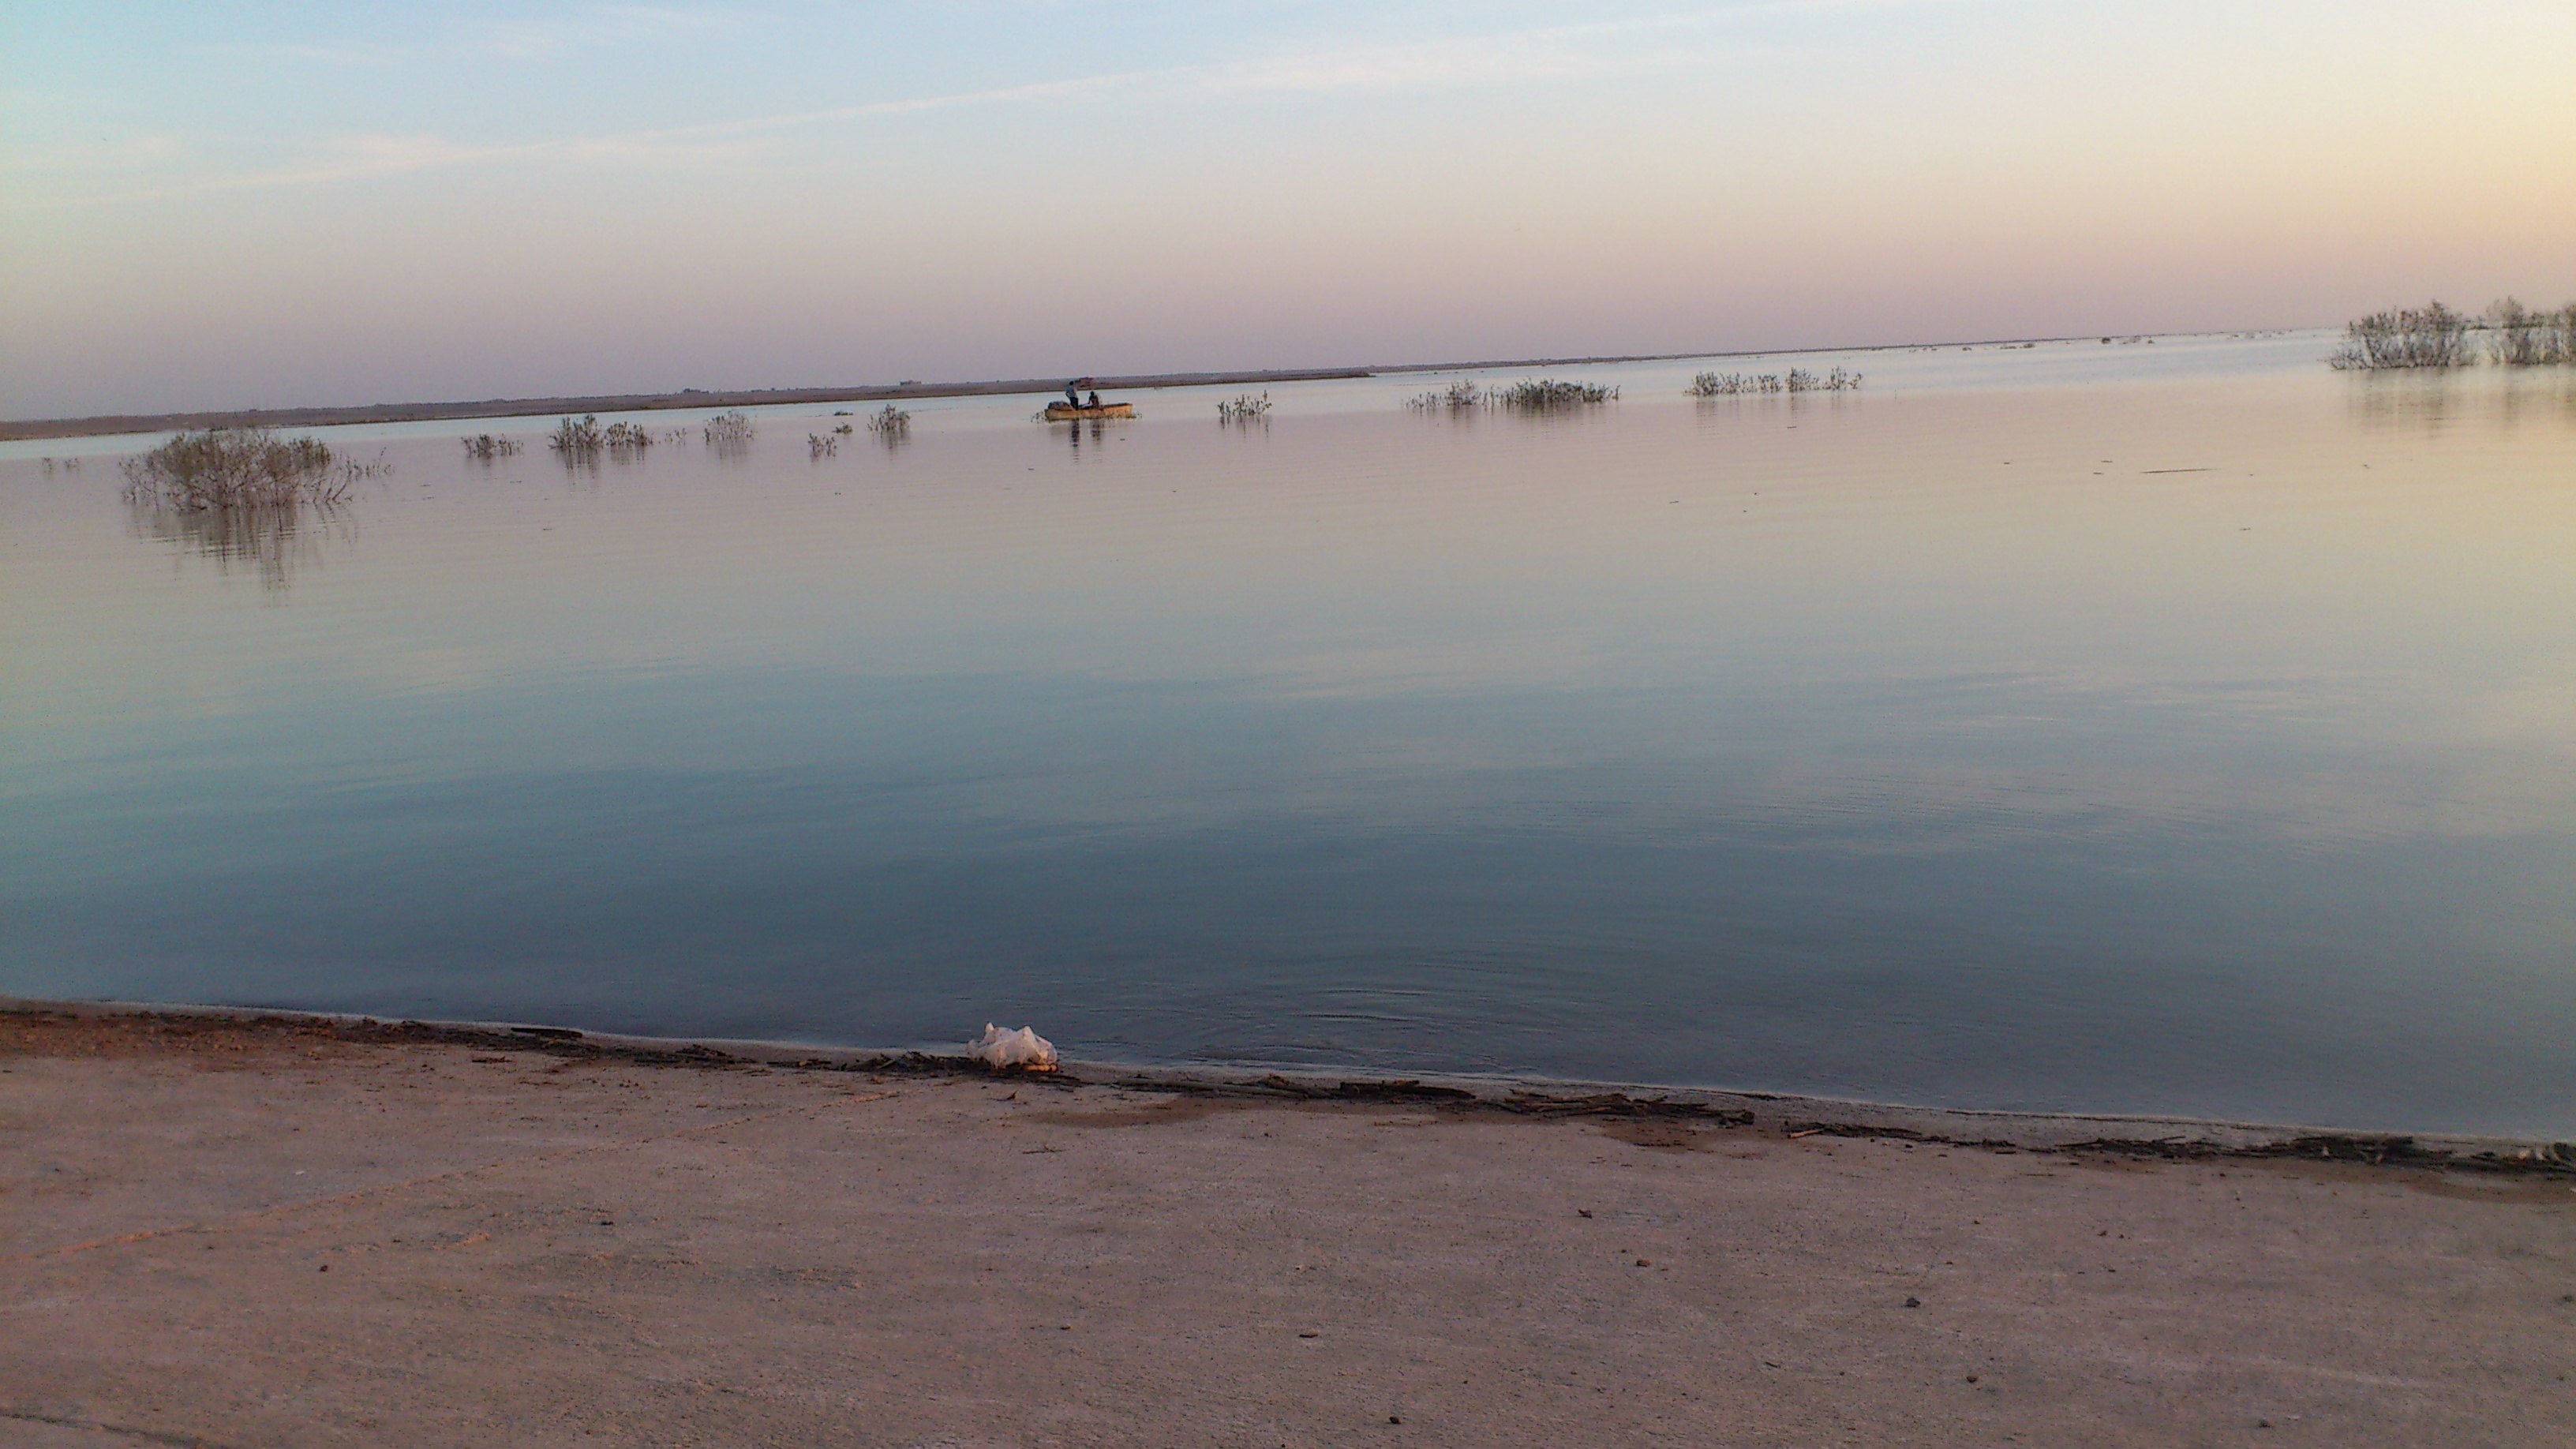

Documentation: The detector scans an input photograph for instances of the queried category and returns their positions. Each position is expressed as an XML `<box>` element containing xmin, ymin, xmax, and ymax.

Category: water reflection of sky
<box><xmin>2</xmin><ymin>341</ymin><xmax>2571</xmax><ymax>1135</ymax></box>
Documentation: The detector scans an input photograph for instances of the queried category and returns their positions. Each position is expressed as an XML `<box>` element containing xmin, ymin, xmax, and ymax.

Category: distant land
<box><xmin>0</xmin><ymin>333</ymin><xmax>2217</xmax><ymax>442</ymax></box>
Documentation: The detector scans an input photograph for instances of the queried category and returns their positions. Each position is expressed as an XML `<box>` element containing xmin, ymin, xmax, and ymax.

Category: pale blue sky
<box><xmin>5</xmin><ymin>2</ymin><xmax>2570</xmax><ymax>416</ymax></box>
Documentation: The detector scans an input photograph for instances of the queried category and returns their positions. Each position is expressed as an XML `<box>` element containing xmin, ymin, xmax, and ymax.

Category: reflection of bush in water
<box><xmin>2346</xmin><ymin>370</ymin><xmax>2576</xmax><ymax>434</ymax></box>
<box><xmin>126</xmin><ymin>496</ymin><xmax>355</xmax><ymax>591</ymax></box>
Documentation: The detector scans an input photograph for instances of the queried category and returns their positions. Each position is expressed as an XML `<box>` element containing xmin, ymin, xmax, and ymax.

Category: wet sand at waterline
<box><xmin>5</xmin><ymin>1009</ymin><xmax>2570</xmax><ymax>1447</ymax></box>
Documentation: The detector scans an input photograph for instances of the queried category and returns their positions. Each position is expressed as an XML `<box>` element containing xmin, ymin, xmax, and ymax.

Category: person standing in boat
<box><xmin>1065</xmin><ymin>380</ymin><xmax>1081</xmax><ymax>409</ymax></box>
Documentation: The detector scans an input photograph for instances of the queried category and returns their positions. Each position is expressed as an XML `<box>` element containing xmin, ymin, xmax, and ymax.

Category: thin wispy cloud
<box><xmin>30</xmin><ymin>11</ymin><xmax>1777</xmax><ymax>209</ymax></box>
<box><xmin>208</xmin><ymin>4</ymin><xmax>747</xmax><ymax>68</ymax></box>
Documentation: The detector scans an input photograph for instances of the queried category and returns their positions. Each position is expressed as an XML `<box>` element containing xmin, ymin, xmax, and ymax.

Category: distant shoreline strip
<box><xmin>0</xmin><ymin>331</ymin><xmax>2249</xmax><ymax>442</ymax></box>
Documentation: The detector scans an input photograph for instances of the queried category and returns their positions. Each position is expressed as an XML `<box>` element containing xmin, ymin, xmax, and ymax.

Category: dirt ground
<box><xmin>3</xmin><ymin>1009</ymin><xmax>2570</xmax><ymax>1448</ymax></box>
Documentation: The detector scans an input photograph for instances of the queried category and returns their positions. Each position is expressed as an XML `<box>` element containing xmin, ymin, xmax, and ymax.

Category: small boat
<box><xmin>1043</xmin><ymin>401</ymin><xmax>1136</xmax><ymax>421</ymax></box>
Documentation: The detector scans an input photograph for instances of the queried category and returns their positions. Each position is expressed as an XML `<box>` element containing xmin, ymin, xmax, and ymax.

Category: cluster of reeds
<box><xmin>120</xmin><ymin>427</ymin><xmax>357</xmax><ymax>511</ymax></box>
<box><xmin>1216</xmin><ymin>392</ymin><xmax>1272</xmax><ymax>424</ymax></box>
<box><xmin>601</xmin><ymin>421</ymin><xmax>653</xmax><ymax>452</ymax></box>
<box><xmin>1786</xmin><ymin>366</ymin><xmax>1861</xmax><ymax>392</ymax></box>
<box><xmin>808</xmin><ymin>432</ymin><xmax>839</xmax><ymax>458</ymax></box>
<box><xmin>2484</xmin><ymin>298</ymin><xmax>2576</xmax><ymax>366</ymax></box>
<box><xmin>459</xmin><ymin>434</ymin><xmax>522</xmax><ymax>459</ymax></box>
<box><xmin>703</xmin><ymin>410</ymin><xmax>756</xmax><ymax>445</ymax></box>
<box><xmin>866</xmin><ymin>404</ymin><xmax>911</xmax><ymax>436</ymax></box>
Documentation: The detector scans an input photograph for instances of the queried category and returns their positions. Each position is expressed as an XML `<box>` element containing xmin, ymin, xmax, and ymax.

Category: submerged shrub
<box><xmin>460</xmin><ymin>434</ymin><xmax>522</xmax><ymax>459</ymax></box>
<box><xmin>1786</xmin><ymin>366</ymin><xmax>1862</xmax><ymax>392</ymax></box>
<box><xmin>1405</xmin><ymin>377</ymin><xmax>1616</xmax><ymax>414</ymax></box>
<box><xmin>1492</xmin><ymin>378</ymin><xmax>1618</xmax><ymax>412</ymax></box>
<box><xmin>1217</xmin><ymin>392</ymin><xmax>1272</xmax><ymax>424</ymax></box>
<box><xmin>2328</xmin><ymin>297</ymin><xmax>2576</xmax><ymax>370</ymax></box>
<box><xmin>703</xmin><ymin>410</ymin><xmax>756</xmax><ymax>445</ymax></box>
<box><xmin>2329</xmin><ymin>301</ymin><xmax>2472</xmax><ymax>369</ymax></box>
<box><xmin>1688</xmin><ymin>371</ymin><xmax>1780</xmax><ymax>395</ymax></box>
<box><xmin>549</xmin><ymin>414</ymin><xmax>605</xmax><ymax>456</ymax></box>
<box><xmin>866</xmin><ymin>403</ymin><xmax>911</xmax><ymax>436</ymax></box>
<box><xmin>2485</xmin><ymin>298</ymin><xmax>2576</xmax><ymax>366</ymax></box>
<box><xmin>1403</xmin><ymin>378</ymin><xmax>1491</xmax><ymax>412</ymax></box>
<box><xmin>121</xmin><ymin>428</ymin><xmax>352</xmax><ymax>511</ymax></box>
<box><xmin>807</xmin><ymin>432</ymin><xmax>839</xmax><ymax>457</ymax></box>
<box><xmin>549</xmin><ymin>416</ymin><xmax>653</xmax><ymax>459</ymax></box>
<box><xmin>120</xmin><ymin>428</ymin><xmax>368</xmax><ymax>590</ymax></box>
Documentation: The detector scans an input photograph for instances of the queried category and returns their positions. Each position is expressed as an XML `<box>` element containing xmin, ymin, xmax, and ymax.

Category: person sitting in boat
<box><xmin>1086</xmin><ymin>390</ymin><xmax>1102</xmax><ymax>409</ymax></box>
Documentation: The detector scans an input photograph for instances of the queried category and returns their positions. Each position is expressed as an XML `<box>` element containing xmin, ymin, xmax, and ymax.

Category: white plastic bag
<box><xmin>968</xmin><ymin>1023</ymin><xmax>1058</xmax><ymax>1072</ymax></box>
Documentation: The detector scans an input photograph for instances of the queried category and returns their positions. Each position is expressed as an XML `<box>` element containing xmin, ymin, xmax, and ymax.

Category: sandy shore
<box><xmin>5</xmin><ymin>1007</ymin><xmax>2570</xmax><ymax>1447</ymax></box>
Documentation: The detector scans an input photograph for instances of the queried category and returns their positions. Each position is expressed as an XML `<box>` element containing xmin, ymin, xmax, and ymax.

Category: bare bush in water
<box><xmin>547</xmin><ymin>417</ymin><xmax>651</xmax><ymax>459</ymax></box>
<box><xmin>866</xmin><ymin>404</ymin><xmax>911</xmax><ymax>437</ymax></box>
<box><xmin>1786</xmin><ymin>366</ymin><xmax>1863</xmax><ymax>392</ymax></box>
<box><xmin>2329</xmin><ymin>301</ymin><xmax>2473</xmax><ymax>369</ymax></box>
<box><xmin>460</xmin><ymin>434</ymin><xmax>522</xmax><ymax>459</ymax></box>
<box><xmin>807</xmin><ymin>432</ymin><xmax>839</xmax><ymax>458</ymax></box>
<box><xmin>1403</xmin><ymin>379</ymin><xmax>1491</xmax><ymax>413</ymax></box>
<box><xmin>121</xmin><ymin>428</ymin><xmax>356</xmax><ymax>511</ymax></box>
<box><xmin>2485</xmin><ymin>298</ymin><xmax>2576</xmax><ymax>366</ymax></box>
<box><xmin>119</xmin><ymin>428</ymin><xmax>370</xmax><ymax>590</ymax></box>
<box><xmin>1217</xmin><ymin>392</ymin><xmax>1272</xmax><ymax>424</ymax></box>
<box><xmin>1493</xmin><ymin>379</ymin><xmax>1618</xmax><ymax>412</ymax></box>
<box><xmin>1688</xmin><ymin>371</ymin><xmax>1778</xmax><ymax>396</ymax></box>
<box><xmin>549</xmin><ymin>415</ymin><xmax>605</xmax><ymax>457</ymax></box>
<box><xmin>703</xmin><ymin>410</ymin><xmax>756</xmax><ymax>446</ymax></box>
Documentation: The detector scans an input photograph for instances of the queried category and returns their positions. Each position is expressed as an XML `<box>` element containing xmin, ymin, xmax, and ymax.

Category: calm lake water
<box><xmin>6</xmin><ymin>335</ymin><xmax>2573</xmax><ymax>1136</ymax></box>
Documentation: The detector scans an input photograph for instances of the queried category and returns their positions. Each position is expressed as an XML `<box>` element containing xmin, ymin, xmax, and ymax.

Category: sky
<box><xmin>4</xmin><ymin>1</ymin><xmax>2572</xmax><ymax>417</ymax></box>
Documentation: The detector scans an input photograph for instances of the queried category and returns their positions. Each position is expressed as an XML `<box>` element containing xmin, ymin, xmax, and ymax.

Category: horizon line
<box><xmin>0</xmin><ymin>324</ymin><xmax>2321</xmax><ymax>442</ymax></box>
